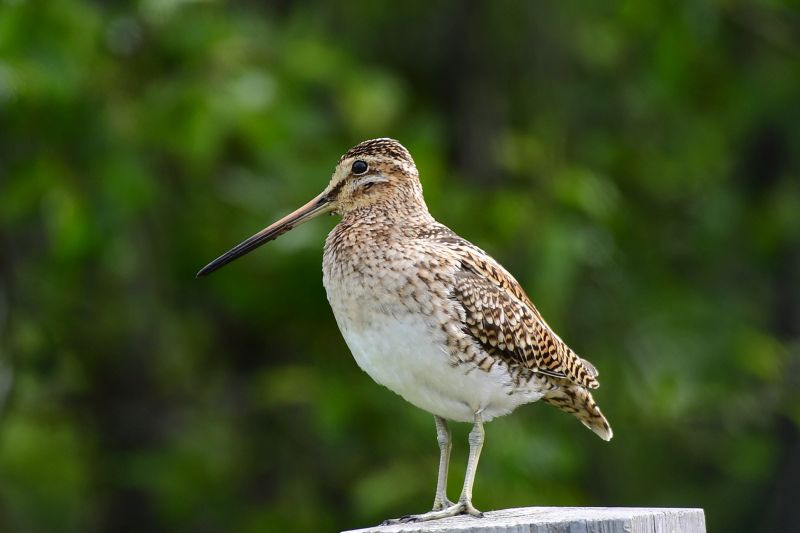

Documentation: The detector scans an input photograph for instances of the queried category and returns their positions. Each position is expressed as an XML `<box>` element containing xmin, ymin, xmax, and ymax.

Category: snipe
<box><xmin>198</xmin><ymin>138</ymin><xmax>612</xmax><ymax>524</ymax></box>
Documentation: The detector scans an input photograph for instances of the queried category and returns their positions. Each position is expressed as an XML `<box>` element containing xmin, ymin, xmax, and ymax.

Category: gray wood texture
<box><xmin>344</xmin><ymin>507</ymin><xmax>706</xmax><ymax>533</ymax></box>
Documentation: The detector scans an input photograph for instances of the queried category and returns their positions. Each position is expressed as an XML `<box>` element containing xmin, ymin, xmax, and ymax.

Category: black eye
<box><xmin>351</xmin><ymin>160</ymin><xmax>368</xmax><ymax>175</ymax></box>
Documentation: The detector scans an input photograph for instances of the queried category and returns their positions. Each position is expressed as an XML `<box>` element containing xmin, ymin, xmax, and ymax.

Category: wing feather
<box><xmin>423</xmin><ymin>224</ymin><xmax>600</xmax><ymax>389</ymax></box>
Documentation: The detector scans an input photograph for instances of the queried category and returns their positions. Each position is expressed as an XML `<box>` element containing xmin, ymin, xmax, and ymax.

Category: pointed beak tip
<box><xmin>196</xmin><ymin>265</ymin><xmax>213</xmax><ymax>278</ymax></box>
<box><xmin>195</xmin><ymin>191</ymin><xmax>330</xmax><ymax>281</ymax></box>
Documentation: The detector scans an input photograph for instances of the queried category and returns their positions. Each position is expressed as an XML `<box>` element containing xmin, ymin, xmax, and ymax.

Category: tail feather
<box><xmin>542</xmin><ymin>385</ymin><xmax>613</xmax><ymax>441</ymax></box>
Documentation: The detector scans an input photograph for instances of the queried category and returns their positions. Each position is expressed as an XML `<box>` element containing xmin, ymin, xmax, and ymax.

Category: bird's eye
<box><xmin>351</xmin><ymin>160</ymin><xmax>368</xmax><ymax>175</ymax></box>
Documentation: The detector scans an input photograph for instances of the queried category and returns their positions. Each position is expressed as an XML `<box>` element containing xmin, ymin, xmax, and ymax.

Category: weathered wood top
<box><xmin>344</xmin><ymin>507</ymin><xmax>706</xmax><ymax>533</ymax></box>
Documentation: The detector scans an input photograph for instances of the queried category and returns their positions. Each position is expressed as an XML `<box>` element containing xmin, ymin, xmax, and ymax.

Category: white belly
<box><xmin>333</xmin><ymin>311</ymin><xmax>544</xmax><ymax>423</ymax></box>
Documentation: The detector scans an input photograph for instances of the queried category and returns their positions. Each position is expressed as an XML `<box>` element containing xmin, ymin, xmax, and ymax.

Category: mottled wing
<box><xmin>425</xmin><ymin>225</ymin><xmax>600</xmax><ymax>389</ymax></box>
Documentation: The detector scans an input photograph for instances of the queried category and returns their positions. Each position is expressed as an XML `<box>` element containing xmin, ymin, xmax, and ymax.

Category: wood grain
<box><xmin>343</xmin><ymin>507</ymin><xmax>706</xmax><ymax>533</ymax></box>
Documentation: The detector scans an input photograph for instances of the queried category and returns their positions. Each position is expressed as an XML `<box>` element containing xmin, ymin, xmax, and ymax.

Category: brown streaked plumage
<box><xmin>197</xmin><ymin>138</ymin><xmax>612</xmax><ymax>525</ymax></box>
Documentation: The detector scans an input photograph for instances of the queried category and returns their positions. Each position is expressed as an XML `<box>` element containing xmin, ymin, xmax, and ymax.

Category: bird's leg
<box><xmin>455</xmin><ymin>413</ymin><xmax>484</xmax><ymax>517</ymax></box>
<box><xmin>432</xmin><ymin>415</ymin><xmax>455</xmax><ymax>510</ymax></box>
<box><xmin>381</xmin><ymin>413</ymin><xmax>485</xmax><ymax>525</ymax></box>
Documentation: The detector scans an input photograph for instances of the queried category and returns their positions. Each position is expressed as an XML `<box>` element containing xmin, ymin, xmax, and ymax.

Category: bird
<box><xmin>197</xmin><ymin>138</ymin><xmax>612</xmax><ymax>524</ymax></box>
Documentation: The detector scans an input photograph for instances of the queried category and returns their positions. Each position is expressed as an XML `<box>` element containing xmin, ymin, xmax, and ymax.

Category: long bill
<box><xmin>196</xmin><ymin>191</ymin><xmax>332</xmax><ymax>278</ymax></box>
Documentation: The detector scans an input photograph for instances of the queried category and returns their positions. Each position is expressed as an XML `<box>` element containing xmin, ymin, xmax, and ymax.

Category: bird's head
<box><xmin>197</xmin><ymin>138</ymin><xmax>425</xmax><ymax>277</ymax></box>
<box><xmin>324</xmin><ymin>138</ymin><xmax>423</xmax><ymax>215</ymax></box>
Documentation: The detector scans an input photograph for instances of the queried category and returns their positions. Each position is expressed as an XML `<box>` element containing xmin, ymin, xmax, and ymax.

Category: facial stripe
<box><xmin>326</xmin><ymin>179</ymin><xmax>347</xmax><ymax>200</ymax></box>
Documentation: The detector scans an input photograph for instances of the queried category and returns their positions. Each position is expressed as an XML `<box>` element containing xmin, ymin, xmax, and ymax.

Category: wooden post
<box><xmin>343</xmin><ymin>507</ymin><xmax>706</xmax><ymax>533</ymax></box>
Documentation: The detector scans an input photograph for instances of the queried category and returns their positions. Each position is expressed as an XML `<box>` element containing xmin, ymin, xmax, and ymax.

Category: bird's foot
<box><xmin>381</xmin><ymin>499</ymin><xmax>483</xmax><ymax>525</ymax></box>
<box><xmin>432</xmin><ymin>497</ymin><xmax>456</xmax><ymax>511</ymax></box>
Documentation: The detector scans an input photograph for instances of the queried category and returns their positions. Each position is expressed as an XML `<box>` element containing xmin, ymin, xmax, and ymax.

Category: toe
<box><xmin>381</xmin><ymin>515</ymin><xmax>420</xmax><ymax>525</ymax></box>
<box><xmin>380</xmin><ymin>500</ymin><xmax>484</xmax><ymax>525</ymax></box>
<box><xmin>461</xmin><ymin>500</ymin><xmax>484</xmax><ymax>518</ymax></box>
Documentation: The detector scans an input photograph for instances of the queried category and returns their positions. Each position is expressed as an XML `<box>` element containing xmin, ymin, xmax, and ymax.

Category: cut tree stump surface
<box><xmin>343</xmin><ymin>507</ymin><xmax>706</xmax><ymax>533</ymax></box>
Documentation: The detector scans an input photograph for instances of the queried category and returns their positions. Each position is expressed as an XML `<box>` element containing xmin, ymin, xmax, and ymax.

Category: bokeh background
<box><xmin>1</xmin><ymin>1</ymin><xmax>799</xmax><ymax>531</ymax></box>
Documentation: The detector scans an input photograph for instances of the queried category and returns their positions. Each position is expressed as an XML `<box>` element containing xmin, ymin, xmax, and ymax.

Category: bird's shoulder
<box><xmin>417</xmin><ymin>223</ymin><xmax>600</xmax><ymax>389</ymax></box>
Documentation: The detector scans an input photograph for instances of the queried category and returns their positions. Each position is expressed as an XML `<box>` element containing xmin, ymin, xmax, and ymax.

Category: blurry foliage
<box><xmin>1</xmin><ymin>0</ymin><xmax>799</xmax><ymax>532</ymax></box>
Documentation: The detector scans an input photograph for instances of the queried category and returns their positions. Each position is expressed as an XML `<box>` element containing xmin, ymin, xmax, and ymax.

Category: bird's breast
<box><xmin>320</xmin><ymin>226</ymin><xmax>544</xmax><ymax>422</ymax></box>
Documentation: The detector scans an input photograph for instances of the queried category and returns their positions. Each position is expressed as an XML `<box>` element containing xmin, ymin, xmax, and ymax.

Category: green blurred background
<box><xmin>1</xmin><ymin>1</ymin><xmax>799</xmax><ymax>531</ymax></box>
